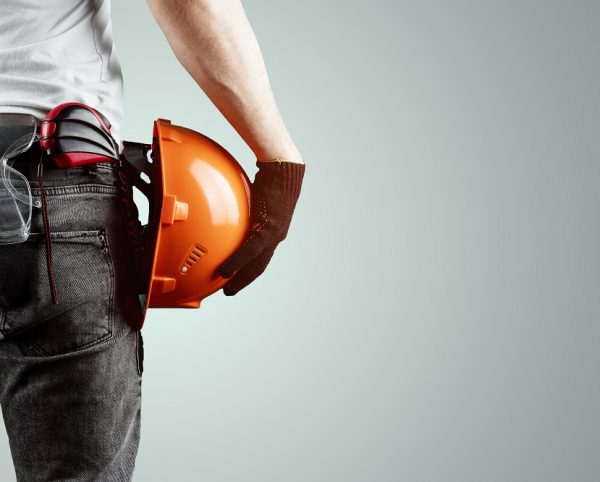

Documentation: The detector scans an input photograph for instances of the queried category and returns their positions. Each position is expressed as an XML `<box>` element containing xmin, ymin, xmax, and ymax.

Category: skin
<box><xmin>145</xmin><ymin>0</ymin><xmax>304</xmax><ymax>164</ymax></box>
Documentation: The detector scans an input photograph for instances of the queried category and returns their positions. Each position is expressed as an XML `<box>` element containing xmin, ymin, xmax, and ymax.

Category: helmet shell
<box><xmin>145</xmin><ymin>119</ymin><xmax>250</xmax><ymax>312</ymax></box>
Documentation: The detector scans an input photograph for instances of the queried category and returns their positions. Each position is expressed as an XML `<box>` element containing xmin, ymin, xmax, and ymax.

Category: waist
<box><xmin>1</xmin><ymin>107</ymin><xmax>121</xmax><ymax>182</ymax></box>
<box><xmin>0</xmin><ymin>98</ymin><xmax>123</xmax><ymax>153</ymax></box>
<box><xmin>10</xmin><ymin>141</ymin><xmax>120</xmax><ymax>186</ymax></box>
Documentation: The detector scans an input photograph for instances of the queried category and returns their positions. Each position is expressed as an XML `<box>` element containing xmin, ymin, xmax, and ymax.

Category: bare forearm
<box><xmin>146</xmin><ymin>0</ymin><xmax>302</xmax><ymax>162</ymax></box>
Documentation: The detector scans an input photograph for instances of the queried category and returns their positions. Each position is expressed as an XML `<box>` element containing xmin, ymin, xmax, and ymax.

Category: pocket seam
<box><xmin>26</xmin><ymin>230</ymin><xmax>105</xmax><ymax>244</ymax></box>
<box><xmin>31</xmin><ymin>185</ymin><xmax>119</xmax><ymax>197</ymax></box>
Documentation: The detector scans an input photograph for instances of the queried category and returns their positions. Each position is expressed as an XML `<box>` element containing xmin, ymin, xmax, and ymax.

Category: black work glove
<box><xmin>219</xmin><ymin>159</ymin><xmax>306</xmax><ymax>295</ymax></box>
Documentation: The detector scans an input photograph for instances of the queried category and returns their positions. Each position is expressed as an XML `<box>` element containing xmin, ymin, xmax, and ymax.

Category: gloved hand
<box><xmin>219</xmin><ymin>159</ymin><xmax>306</xmax><ymax>295</ymax></box>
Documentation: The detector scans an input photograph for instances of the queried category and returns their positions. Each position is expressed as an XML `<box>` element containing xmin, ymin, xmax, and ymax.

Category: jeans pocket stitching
<box><xmin>31</xmin><ymin>185</ymin><xmax>120</xmax><ymax>197</ymax></box>
<box><xmin>104</xmin><ymin>228</ymin><xmax>116</xmax><ymax>342</ymax></box>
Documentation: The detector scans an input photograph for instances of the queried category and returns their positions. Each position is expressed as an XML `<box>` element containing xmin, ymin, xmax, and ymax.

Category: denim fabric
<box><xmin>0</xmin><ymin>141</ymin><xmax>144</xmax><ymax>481</ymax></box>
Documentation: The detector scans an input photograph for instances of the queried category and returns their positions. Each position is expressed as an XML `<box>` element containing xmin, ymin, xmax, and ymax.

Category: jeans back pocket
<box><xmin>0</xmin><ymin>229</ymin><xmax>115</xmax><ymax>356</ymax></box>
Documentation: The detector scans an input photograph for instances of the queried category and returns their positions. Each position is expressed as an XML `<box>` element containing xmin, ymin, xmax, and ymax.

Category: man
<box><xmin>0</xmin><ymin>0</ymin><xmax>305</xmax><ymax>480</ymax></box>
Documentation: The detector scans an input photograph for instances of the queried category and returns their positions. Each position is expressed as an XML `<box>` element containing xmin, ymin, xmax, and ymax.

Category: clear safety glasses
<box><xmin>0</xmin><ymin>113</ymin><xmax>42</xmax><ymax>244</ymax></box>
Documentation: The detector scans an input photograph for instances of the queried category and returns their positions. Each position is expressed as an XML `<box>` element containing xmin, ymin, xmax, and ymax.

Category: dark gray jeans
<box><xmin>0</xmin><ymin>142</ymin><xmax>144</xmax><ymax>481</ymax></box>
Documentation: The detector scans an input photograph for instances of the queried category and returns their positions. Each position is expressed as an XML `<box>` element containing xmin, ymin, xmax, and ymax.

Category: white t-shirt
<box><xmin>0</xmin><ymin>0</ymin><xmax>124</xmax><ymax>151</ymax></box>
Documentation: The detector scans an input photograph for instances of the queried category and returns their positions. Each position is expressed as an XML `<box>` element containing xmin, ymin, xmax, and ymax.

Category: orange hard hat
<box><xmin>122</xmin><ymin>118</ymin><xmax>251</xmax><ymax>325</ymax></box>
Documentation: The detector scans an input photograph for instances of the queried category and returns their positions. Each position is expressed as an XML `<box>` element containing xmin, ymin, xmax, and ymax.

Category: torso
<box><xmin>0</xmin><ymin>0</ymin><xmax>124</xmax><ymax>148</ymax></box>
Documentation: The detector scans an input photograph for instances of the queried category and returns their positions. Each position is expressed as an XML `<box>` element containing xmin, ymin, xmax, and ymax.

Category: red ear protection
<box><xmin>40</xmin><ymin>102</ymin><xmax>120</xmax><ymax>168</ymax></box>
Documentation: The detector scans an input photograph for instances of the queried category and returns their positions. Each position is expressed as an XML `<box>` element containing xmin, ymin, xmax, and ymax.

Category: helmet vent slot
<box><xmin>180</xmin><ymin>244</ymin><xmax>207</xmax><ymax>273</ymax></box>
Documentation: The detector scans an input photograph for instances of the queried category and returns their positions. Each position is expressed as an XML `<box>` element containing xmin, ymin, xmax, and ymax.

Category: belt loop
<box><xmin>87</xmin><ymin>162</ymin><xmax>98</xmax><ymax>176</ymax></box>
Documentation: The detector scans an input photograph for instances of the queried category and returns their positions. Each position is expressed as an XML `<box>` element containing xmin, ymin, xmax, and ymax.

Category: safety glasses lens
<box><xmin>0</xmin><ymin>113</ymin><xmax>38</xmax><ymax>244</ymax></box>
<box><xmin>0</xmin><ymin>114</ymin><xmax>37</xmax><ymax>160</ymax></box>
<box><xmin>0</xmin><ymin>163</ymin><xmax>32</xmax><ymax>243</ymax></box>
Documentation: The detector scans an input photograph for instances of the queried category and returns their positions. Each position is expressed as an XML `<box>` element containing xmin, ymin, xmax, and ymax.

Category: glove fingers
<box><xmin>219</xmin><ymin>231</ymin><xmax>267</xmax><ymax>278</ymax></box>
<box><xmin>223</xmin><ymin>248</ymin><xmax>276</xmax><ymax>296</ymax></box>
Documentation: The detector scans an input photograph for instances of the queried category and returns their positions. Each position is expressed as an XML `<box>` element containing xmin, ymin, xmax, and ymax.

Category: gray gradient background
<box><xmin>2</xmin><ymin>0</ymin><xmax>600</xmax><ymax>481</ymax></box>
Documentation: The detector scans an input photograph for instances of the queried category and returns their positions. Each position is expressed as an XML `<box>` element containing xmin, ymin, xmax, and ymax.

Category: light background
<box><xmin>2</xmin><ymin>0</ymin><xmax>600</xmax><ymax>481</ymax></box>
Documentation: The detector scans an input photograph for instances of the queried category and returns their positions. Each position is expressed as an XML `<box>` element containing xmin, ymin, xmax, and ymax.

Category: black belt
<box><xmin>11</xmin><ymin>141</ymin><xmax>120</xmax><ymax>180</ymax></box>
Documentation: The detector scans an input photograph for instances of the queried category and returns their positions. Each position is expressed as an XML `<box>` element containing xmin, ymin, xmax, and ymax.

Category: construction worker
<box><xmin>0</xmin><ymin>0</ymin><xmax>305</xmax><ymax>480</ymax></box>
